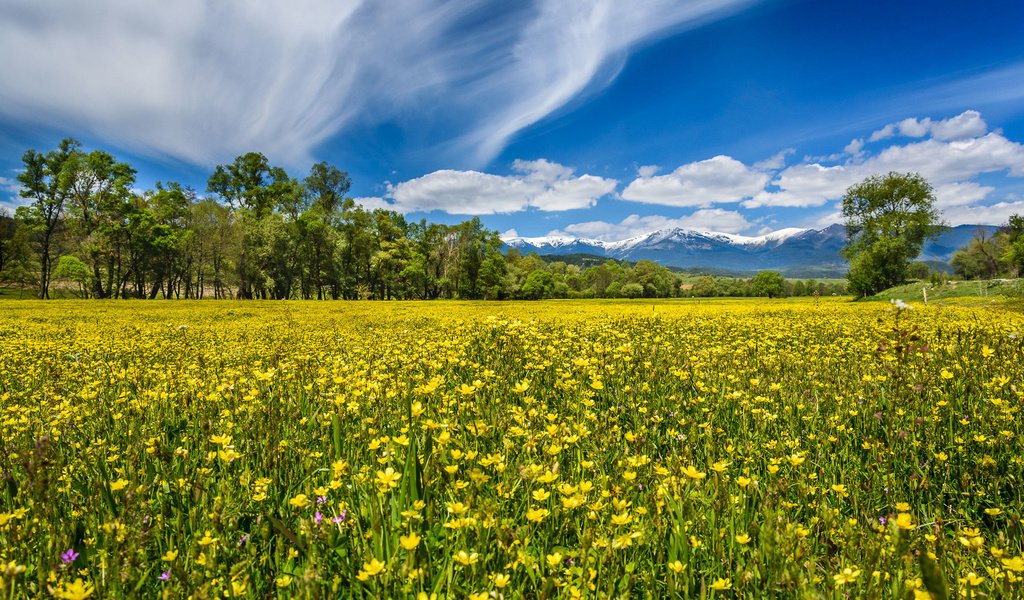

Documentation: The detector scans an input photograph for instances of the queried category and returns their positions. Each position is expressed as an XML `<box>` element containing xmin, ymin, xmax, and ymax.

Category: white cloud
<box><xmin>549</xmin><ymin>209</ymin><xmax>751</xmax><ymax>241</ymax></box>
<box><xmin>744</xmin><ymin>115</ymin><xmax>1024</xmax><ymax>209</ymax></box>
<box><xmin>352</xmin><ymin>196</ymin><xmax>400</xmax><ymax>212</ymax></box>
<box><xmin>386</xmin><ymin>159</ymin><xmax>616</xmax><ymax>215</ymax></box>
<box><xmin>930</xmin><ymin>110</ymin><xmax>987</xmax><ymax>141</ymax></box>
<box><xmin>867</xmin><ymin>110</ymin><xmax>988</xmax><ymax>145</ymax></box>
<box><xmin>942</xmin><ymin>200</ymin><xmax>1024</xmax><ymax>226</ymax></box>
<box><xmin>898</xmin><ymin>117</ymin><xmax>931</xmax><ymax>138</ymax></box>
<box><xmin>621</xmin><ymin>155</ymin><xmax>768</xmax><ymax>207</ymax></box>
<box><xmin>868</xmin><ymin>124</ymin><xmax>896</xmax><ymax>142</ymax></box>
<box><xmin>0</xmin><ymin>0</ymin><xmax>751</xmax><ymax>167</ymax></box>
<box><xmin>637</xmin><ymin>165</ymin><xmax>660</xmax><ymax>178</ymax></box>
<box><xmin>0</xmin><ymin>176</ymin><xmax>26</xmax><ymax>209</ymax></box>
<box><xmin>933</xmin><ymin>182</ymin><xmax>994</xmax><ymax>208</ymax></box>
<box><xmin>753</xmin><ymin>148</ymin><xmax>794</xmax><ymax>170</ymax></box>
<box><xmin>843</xmin><ymin>138</ymin><xmax>864</xmax><ymax>156</ymax></box>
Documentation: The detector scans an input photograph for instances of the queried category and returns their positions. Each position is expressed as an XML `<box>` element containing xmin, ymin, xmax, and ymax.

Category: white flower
<box><xmin>890</xmin><ymin>299</ymin><xmax>913</xmax><ymax>311</ymax></box>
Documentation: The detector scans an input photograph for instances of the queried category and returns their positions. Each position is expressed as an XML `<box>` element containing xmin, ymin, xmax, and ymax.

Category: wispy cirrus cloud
<box><xmin>0</xmin><ymin>0</ymin><xmax>753</xmax><ymax>168</ymax></box>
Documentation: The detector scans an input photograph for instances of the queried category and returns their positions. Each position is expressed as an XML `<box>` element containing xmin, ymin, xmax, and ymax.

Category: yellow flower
<box><xmin>50</xmin><ymin>578</ymin><xmax>94</xmax><ymax>600</ymax></box>
<box><xmin>526</xmin><ymin>507</ymin><xmax>550</xmax><ymax>523</ymax></box>
<box><xmin>356</xmin><ymin>557</ymin><xmax>386</xmax><ymax>581</ymax></box>
<box><xmin>289</xmin><ymin>494</ymin><xmax>309</xmax><ymax>508</ymax></box>
<box><xmin>198</xmin><ymin>531</ymin><xmax>219</xmax><ymax>546</ymax></box>
<box><xmin>961</xmin><ymin>572</ymin><xmax>984</xmax><ymax>586</ymax></box>
<box><xmin>895</xmin><ymin>502</ymin><xmax>911</xmax><ymax>511</ymax></box>
<box><xmin>532</xmin><ymin>488</ymin><xmax>550</xmax><ymax>501</ymax></box>
<box><xmin>491</xmin><ymin>572</ymin><xmax>511</xmax><ymax>588</ymax></box>
<box><xmin>834</xmin><ymin>566</ymin><xmax>861</xmax><ymax>585</ymax></box>
<box><xmin>894</xmin><ymin>513</ymin><xmax>915</xmax><ymax>530</ymax></box>
<box><xmin>546</xmin><ymin>553</ymin><xmax>563</xmax><ymax>568</ymax></box>
<box><xmin>711</xmin><ymin>460</ymin><xmax>730</xmax><ymax>473</ymax></box>
<box><xmin>668</xmin><ymin>560</ymin><xmax>686</xmax><ymax>574</ymax></box>
<box><xmin>161</xmin><ymin>549</ymin><xmax>178</xmax><ymax>562</ymax></box>
<box><xmin>1002</xmin><ymin>556</ymin><xmax>1024</xmax><ymax>572</ymax></box>
<box><xmin>736</xmin><ymin>476</ymin><xmax>751</xmax><ymax>488</ymax></box>
<box><xmin>275</xmin><ymin>575</ymin><xmax>293</xmax><ymax>588</ymax></box>
<box><xmin>611</xmin><ymin>512</ymin><xmax>633</xmax><ymax>526</ymax></box>
<box><xmin>447</xmin><ymin>501</ymin><xmax>469</xmax><ymax>515</ymax></box>
<box><xmin>454</xmin><ymin>551</ymin><xmax>479</xmax><ymax>566</ymax></box>
<box><xmin>682</xmin><ymin>465</ymin><xmax>706</xmax><ymax>480</ymax></box>
<box><xmin>109</xmin><ymin>479</ymin><xmax>129</xmax><ymax>492</ymax></box>
<box><xmin>399</xmin><ymin>532</ymin><xmax>421</xmax><ymax>550</ymax></box>
<box><xmin>375</xmin><ymin>467</ymin><xmax>402</xmax><ymax>492</ymax></box>
<box><xmin>984</xmin><ymin>507</ymin><xmax>1002</xmax><ymax>516</ymax></box>
<box><xmin>735</xmin><ymin>534</ymin><xmax>751</xmax><ymax>544</ymax></box>
<box><xmin>710</xmin><ymin>578</ymin><xmax>732</xmax><ymax>591</ymax></box>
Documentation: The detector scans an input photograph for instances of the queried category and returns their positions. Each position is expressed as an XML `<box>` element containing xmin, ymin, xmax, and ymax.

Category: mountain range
<box><xmin>503</xmin><ymin>224</ymin><xmax>996</xmax><ymax>277</ymax></box>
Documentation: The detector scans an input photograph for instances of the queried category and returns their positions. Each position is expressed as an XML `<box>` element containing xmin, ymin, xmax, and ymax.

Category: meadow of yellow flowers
<box><xmin>0</xmin><ymin>298</ymin><xmax>1022</xmax><ymax>598</ymax></box>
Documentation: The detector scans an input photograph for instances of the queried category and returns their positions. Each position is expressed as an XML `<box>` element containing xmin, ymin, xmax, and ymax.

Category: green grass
<box><xmin>866</xmin><ymin>278</ymin><xmax>1024</xmax><ymax>304</ymax></box>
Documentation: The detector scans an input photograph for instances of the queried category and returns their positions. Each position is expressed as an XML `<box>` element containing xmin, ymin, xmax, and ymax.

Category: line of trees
<box><xmin>3</xmin><ymin>139</ymin><xmax>523</xmax><ymax>300</ymax></box>
<box><xmin>1</xmin><ymin>139</ymin><xmax>757</xmax><ymax>301</ymax></box>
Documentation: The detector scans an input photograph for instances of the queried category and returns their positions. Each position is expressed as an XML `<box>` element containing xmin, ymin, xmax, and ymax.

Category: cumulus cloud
<box><xmin>0</xmin><ymin>0</ymin><xmax>751</xmax><ymax>167</ymax></box>
<box><xmin>548</xmin><ymin>209</ymin><xmax>751</xmax><ymax>241</ymax></box>
<box><xmin>754</xmin><ymin>148</ymin><xmax>794</xmax><ymax>170</ymax></box>
<box><xmin>868</xmin><ymin>110</ymin><xmax>987</xmax><ymax>143</ymax></box>
<box><xmin>744</xmin><ymin>112</ymin><xmax>1024</xmax><ymax>210</ymax></box>
<box><xmin>386</xmin><ymin>159</ymin><xmax>616</xmax><ymax>215</ymax></box>
<box><xmin>621</xmin><ymin>155</ymin><xmax>768</xmax><ymax>207</ymax></box>
<box><xmin>942</xmin><ymin>200</ymin><xmax>1024</xmax><ymax>227</ymax></box>
<box><xmin>352</xmin><ymin>196</ymin><xmax>399</xmax><ymax>212</ymax></box>
<box><xmin>843</xmin><ymin>138</ymin><xmax>865</xmax><ymax>156</ymax></box>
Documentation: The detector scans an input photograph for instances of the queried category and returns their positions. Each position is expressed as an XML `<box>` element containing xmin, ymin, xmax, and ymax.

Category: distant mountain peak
<box><xmin>502</xmin><ymin>223</ymin><xmax>991</xmax><ymax>277</ymax></box>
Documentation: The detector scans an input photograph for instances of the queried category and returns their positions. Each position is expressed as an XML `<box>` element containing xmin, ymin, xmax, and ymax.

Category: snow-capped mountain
<box><xmin>503</xmin><ymin>224</ymin><xmax>995</xmax><ymax>275</ymax></box>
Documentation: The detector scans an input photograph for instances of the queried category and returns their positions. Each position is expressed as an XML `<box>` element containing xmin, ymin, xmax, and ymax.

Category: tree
<box><xmin>951</xmin><ymin>227</ymin><xmax>1010</xmax><ymax>280</ymax></box>
<box><xmin>751</xmin><ymin>270</ymin><xmax>785</xmax><ymax>298</ymax></box>
<box><xmin>17</xmin><ymin>138</ymin><xmax>80</xmax><ymax>298</ymax></box>
<box><xmin>1001</xmin><ymin>214</ymin><xmax>1024</xmax><ymax>277</ymax></box>
<box><xmin>841</xmin><ymin>172</ymin><xmax>944</xmax><ymax>297</ymax></box>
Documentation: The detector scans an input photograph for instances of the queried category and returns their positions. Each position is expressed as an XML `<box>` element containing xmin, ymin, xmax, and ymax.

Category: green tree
<box><xmin>1000</xmin><ymin>214</ymin><xmax>1024</xmax><ymax>277</ymax></box>
<box><xmin>17</xmin><ymin>138</ymin><xmax>79</xmax><ymax>298</ymax></box>
<box><xmin>620</xmin><ymin>282</ymin><xmax>644</xmax><ymax>298</ymax></box>
<box><xmin>751</xmin><ymin>270</ymin><xmax>786</xmax><ymax>298</ymax></box>
<box><xmin>841</xmin><ymin>172</ymin><xmax>944</xmax><ymax>297</ymax></box>
<box><xmin>520</xmin><ymin>269</ymin><xmax>555</xmax><ymax>299</ymax></box>
<box><xmin>950</xmin><ymin>227</ymin><xmax>1009</xmax><ymax>280</ymax></box>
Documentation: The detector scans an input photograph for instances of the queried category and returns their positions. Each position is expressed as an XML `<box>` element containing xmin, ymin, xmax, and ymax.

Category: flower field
<box><xmin>1</xmin><ymin>298</ymin><xmax>1023</xmax><ymax>599</ymax></box>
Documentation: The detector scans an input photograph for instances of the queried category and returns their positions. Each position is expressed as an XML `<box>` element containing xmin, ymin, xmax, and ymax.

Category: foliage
<box><xmin>1</xmin><ymin>300</ymin><xmax>1023</xmax><ymax>598</ymax></box>
<box><xmin>750</xmin><ymin>270</ymin><xmax>785</xmax><ymax>298</ymax></box>
<box><xmin>842</xmin><ymin>172</ymin><xmax>944</xmax><ymax>297</ymax></box>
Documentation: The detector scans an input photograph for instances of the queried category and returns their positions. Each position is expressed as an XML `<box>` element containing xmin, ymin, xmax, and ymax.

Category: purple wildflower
<box><xmin>61</xmin><ymin>548</ymin><xmax>79</xmax><ymax>564</ymax></box>
<box><xmin>879</xmin><ymin>516</ymin><xmax>888</xmax><ymax>525</ymax></box>
<box><xmin>238</xmin><ymin>534</ymin><xmax>250</xmax><ymax>547</ymax></box>
<box><xmin>315</xmin><ymin>512</ymin><xmax>324</xmax><ymax>526</ymax></box>
<box><xmin>317</xmin><ymin>496</ymin><xmax>328</xmax><ymax>505</ymax></box>
<box><xmin>159</xmin><ymin>570</ymin><xmax>171</xmax><ymax>581</ymax></box>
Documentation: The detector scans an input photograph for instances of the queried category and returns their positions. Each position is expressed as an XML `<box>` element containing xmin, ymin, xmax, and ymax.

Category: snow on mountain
<box><xmin>501</xmin><ymin>224</ymin><xmax>992</xmax><ymax>276</ymax></box>
<box><xmin>503</xmin><ymin>226</ymin><xmax>810</xmax><ymax>251</ymax></box>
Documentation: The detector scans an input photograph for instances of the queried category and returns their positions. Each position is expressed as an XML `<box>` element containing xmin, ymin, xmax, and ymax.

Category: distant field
<box><xmin>1</xmin><ymin>299</ymin><xmax>1022</xmax><ymax>598</ymax></box>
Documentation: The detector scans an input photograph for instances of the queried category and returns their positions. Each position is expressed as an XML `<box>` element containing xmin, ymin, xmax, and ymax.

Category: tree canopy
<box><xmin>841</xmin><ymin>172</ymin><xmax>944</xmax><ymax>297</ymax></box>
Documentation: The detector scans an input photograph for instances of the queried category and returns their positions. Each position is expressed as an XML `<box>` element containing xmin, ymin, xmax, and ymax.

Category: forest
<box><xmin>0</xmin><ymin>139</ymin><xmax>850</xmax><ymax>300</ymax></box>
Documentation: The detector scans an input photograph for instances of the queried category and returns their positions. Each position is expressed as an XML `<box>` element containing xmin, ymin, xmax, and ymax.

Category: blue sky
<box><xmin>2</xmin><ymin>0</ymin><xmax>1023</xmax><ymax>240</ymax></box>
